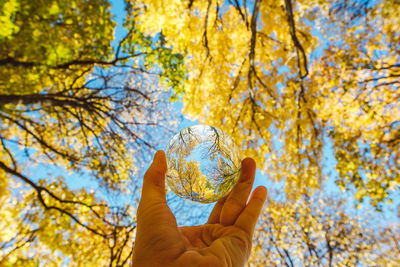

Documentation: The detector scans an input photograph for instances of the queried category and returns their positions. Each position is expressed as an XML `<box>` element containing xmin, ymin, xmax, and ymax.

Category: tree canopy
<box><xmin>131</xmin><ymin>0</ymin><xmax>399</xmax><ymax>207</ymax></box>
<box><xmin>1</xmin><ymin>0</ymin><xmax>399</xmax><ymax>266</ymax></box>
<box><xmin>0</xmin><ymin>0</ymin><xmax>184</xmax><ymax>265</ymax></box>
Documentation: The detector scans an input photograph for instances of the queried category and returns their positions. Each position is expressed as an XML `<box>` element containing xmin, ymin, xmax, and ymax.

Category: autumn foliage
<box><xmin>1</xmin><ymin>0</ymin><xmax>399</xmax><ymax>266</ymax></box>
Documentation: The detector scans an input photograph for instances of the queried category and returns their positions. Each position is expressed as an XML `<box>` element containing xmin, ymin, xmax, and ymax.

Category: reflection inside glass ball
<box><xmin>165</xmin><ymin>125</ymin><xmax>241</xmax><ymax>203</ymax></box>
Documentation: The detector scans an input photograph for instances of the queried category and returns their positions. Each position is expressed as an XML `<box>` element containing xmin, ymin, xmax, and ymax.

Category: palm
<box><xmin>177</xmin><ymin>224</ymin><xmax>251</xmax><ymax>266</ymax></box>
<box><xmin>133</xmin><ymin>151</ymin><xmax>267</xmax><ymax>267</ymax></box>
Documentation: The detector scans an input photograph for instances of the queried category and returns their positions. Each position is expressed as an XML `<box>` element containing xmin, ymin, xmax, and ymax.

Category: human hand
<box><xmin>132</xmin><ymin>150</ymin><xmax>267</xmax><ymax>267</ymax></box>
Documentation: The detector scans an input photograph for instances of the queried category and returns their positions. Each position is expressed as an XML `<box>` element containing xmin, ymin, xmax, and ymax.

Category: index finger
<box><xmin>207</xmin><ymin>193</ymin><xmax>229</xmax><ymax>224</ymax></box>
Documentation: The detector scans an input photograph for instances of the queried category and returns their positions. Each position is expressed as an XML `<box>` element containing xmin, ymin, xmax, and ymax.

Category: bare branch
<box><xmin>0</xmin><ymin>160</ymin><xmax>123</xmax><ymax>238</ymax></box>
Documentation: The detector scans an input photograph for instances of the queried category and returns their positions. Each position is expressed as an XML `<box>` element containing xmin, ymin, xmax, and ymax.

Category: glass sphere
<box><xmin>165</xmin><ymin>125</ymin><xmax>241</xmax><ymax>203</ymax></box>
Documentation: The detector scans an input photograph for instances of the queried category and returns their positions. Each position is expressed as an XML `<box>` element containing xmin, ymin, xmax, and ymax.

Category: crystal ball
<box><xmin>165</xmin><ymin>125</ymin><xmax>241</xmax><ymax>203</ymax></box>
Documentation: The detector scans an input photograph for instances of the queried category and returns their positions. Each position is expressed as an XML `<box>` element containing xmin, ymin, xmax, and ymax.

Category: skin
<box><xmin>133</xmin><ymin>150</ymin><xmax>268</xmax><ymax>267</ymax></box>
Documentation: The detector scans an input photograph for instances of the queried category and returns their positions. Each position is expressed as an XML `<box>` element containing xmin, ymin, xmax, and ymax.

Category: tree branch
<box><xmin>0</xmin><ymin>160</ymin><xmax>115</xmax><ymax>237</ymax></box>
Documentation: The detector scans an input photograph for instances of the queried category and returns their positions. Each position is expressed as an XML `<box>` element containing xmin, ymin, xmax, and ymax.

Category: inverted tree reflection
<box><xmin>166</xmin><ymin>125</ymin><xmax>240</xmax><ymax>203</ymax></box>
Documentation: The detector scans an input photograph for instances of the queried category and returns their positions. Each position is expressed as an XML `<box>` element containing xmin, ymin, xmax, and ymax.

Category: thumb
<box><xmin>140</xmin><ymin>150</ymin><xmax>167</xmax><ymax>205</ymax></box>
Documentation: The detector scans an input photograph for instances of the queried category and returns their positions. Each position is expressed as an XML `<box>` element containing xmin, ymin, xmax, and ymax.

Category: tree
<box><xmin>249</xmin><ymin>188</ymin><xmax>399</xmax><ymax>266</ymax></box>
<box><xmin>0</xmin><ymin>0</ymin><xmax>185</xmax><ymax>265</ymax></box>
<box><xmin>2</xmin><ymin>0</ymin><xmax>399</xmax><ymax>265</ymax></box>
<box><xmin>130</xmin><ymin>0</ymin><xmax>399</xmax><ymax>207</ymax></box>
<box><xmin>130</xmin><ymin>0</ymin><xmax>400</xmax><ymax>265</ymax></box>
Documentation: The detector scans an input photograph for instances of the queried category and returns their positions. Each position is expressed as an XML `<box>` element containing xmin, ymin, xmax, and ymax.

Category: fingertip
<box><xmin>153</xmin><ymin>150</ymin><xmax>167</xmax><ymax>173</ymax></box>
<box><xmin>154</xmin><ymin>150</ymin><xmax>166</xmax><ymax>160</ymax></box>
<box><xmin>251</xmin><ymin>186</ymin><xmax>268</xmax><ymax>202</ymax></box>
<box><xmin>241</xmin><ymin>157</ymin><xmax>256</xmax><ymax>169</ymax></box>
<box><xmin>255</xmin><ymin>185</ymin><xmax>267</xmax><ymax>194</ymax></box>
<box><xmin>239</xmin><ymin>158</ymin><xmax>256</xmax><ymax>182</ymax></box>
